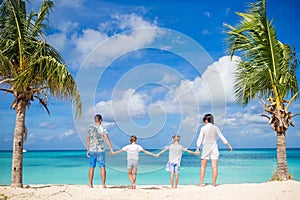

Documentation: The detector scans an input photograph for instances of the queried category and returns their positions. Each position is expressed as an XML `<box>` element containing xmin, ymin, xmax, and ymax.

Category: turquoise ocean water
<box><xmin>1</xmin><ymin>148</ymin><xmax>299</xmax><ymax>186</ymax></box>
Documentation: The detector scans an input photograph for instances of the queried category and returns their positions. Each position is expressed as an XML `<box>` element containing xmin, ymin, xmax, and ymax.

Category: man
<box><xmin>86</xmin><ymin>114</ymin><xmax>113</xmax><ymax>188</ymax></box>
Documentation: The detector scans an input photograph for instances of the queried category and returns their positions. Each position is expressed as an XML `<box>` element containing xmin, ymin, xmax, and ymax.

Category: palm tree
<box><xmin>224</xmin><ymin>0</ymin><xmax>299</xmax><ymax>181</ymax></box>
<box><xmin>0</xmin><ymin>0</ymin><xmax>82</xmax><ymax>187</ymax></box>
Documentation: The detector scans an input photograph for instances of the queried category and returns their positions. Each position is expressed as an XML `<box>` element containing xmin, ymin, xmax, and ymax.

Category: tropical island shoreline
<box><xmin>0</xmin><ymin>180</ymin><xmax>299</xmax><ymax>200</ymax></box>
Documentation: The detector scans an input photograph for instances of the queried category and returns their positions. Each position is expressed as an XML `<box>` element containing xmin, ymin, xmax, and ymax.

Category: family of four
<box><xmin>86</xmin><ymin>114</ymin><xmax>232</xmax><ymax>189</ymax></box>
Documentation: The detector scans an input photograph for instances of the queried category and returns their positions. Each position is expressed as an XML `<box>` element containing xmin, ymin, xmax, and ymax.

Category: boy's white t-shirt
<box><xmin>165</xmin><ymin>143</ymin><xmax>187</xmax><ymax>166</ymax></box>
<box><xmin>122</xmin><ymin>143</ymin><xmax>144</xmax><ymax>161</ymax></box>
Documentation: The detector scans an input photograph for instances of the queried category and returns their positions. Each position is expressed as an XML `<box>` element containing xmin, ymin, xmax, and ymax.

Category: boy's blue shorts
<box><xmin>89</xmin><ymin>152</ymin><xmax>105</xmax><ymax>168</ymax></box>
<box><xmin>165</xmin><ymin>162</ymin><xmax>180</xmax><ymax>173</ymax></box>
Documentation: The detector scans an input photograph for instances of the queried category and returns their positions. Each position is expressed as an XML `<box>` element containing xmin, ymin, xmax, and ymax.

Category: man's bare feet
<box><xmin>102</xmin><ymin>184</ymin><xmax>106</xmax><ymax>188</ymax></box>
<box><xmin>88</xmin><ymin>184</ymin><xmax>93</xmax><ymax>188</ymax></box>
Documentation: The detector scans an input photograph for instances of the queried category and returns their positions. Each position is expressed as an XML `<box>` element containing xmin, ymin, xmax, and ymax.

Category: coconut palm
<box><xmin>0</xmin><ymin>0</ymin><xmax>82</xmax><ymax>187</ymax></box>
<box><xmin>224</xmin><ymin>0</ymin><xmax>299</xmax><ymax>181</ymax></box>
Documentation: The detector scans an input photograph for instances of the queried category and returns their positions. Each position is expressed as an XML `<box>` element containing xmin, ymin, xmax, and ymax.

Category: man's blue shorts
<box><xmin>89</xmin><ymin>152</ymin><xmax>105</xmax><ymax>168</ymax></box>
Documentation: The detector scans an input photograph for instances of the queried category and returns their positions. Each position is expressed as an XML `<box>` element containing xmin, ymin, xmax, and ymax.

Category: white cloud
<box><xmin>115</xmin><ymin>13</ymin><xmax>157</xmax><ymax>30</ymax></box>
<box><xmin>28</xmin><ymin>133</ymin><xmax>35</xmax><ymax>139</ymax></box>
<box><xmin>82</xmin><ymin>27</ymin><xmax>160</xmax><ymax>68</ymax></box>
<box><xmin>158</xmin><ymin>55</ymin><xmax>240</xmax><ymax>113</ymax></box>
<box><xmin>39</xmin><ymin>122</ymin><xmax>49</xmax><ymax>128</ymax></box>
<box><xmin>46</xmin><ymin>21</ymin><xmax>79</xmax><ymax>62</ymax></box>
<box><xmin>56</xmin><ymin>0</ymin><xmax>85</xmax><ymax>8</ymax></box>
<box><xmin>38</xmin><ymin>122</ymin><xmax>57</xmax><ymax>129</ymax></box>
<box><xmin>223</xmin><ymin>108</ymin><xmax>272</xmax><ymax>138</ymax></box>
<box><xmin>86</xmin><ymin>55</ymin><xmax>240</xmax><ymax>118</ymax></box>
<box><xmin>47</xmin><ymin>13</ymin><xmax>159</xmax><ymax>69</ymax></box>
<box><xmin>91</xmin><ymin>89</ymin><xmax>148</xmax><ymax>121</ymax></box>
<box><xmin>204</xmin><ymin>11</ymin><xmax>210</xmax><ymax>18</ymax></box>
<box><xmin>72</xmin><ymin>29</ymin><xmax>108</xmax><ymax>55</ymax></box>
<box><xmin>60</xmin><ymin>129</ymin><xmax>75</xmax><ymax>139</ymax></box>
<box><xmin>47</xmin><ymin>33</ymin><xmax>67</xmax><ymax>51</ymax></box>
<box><xmin>239</xmin><ymin>128</ymin><xmax>272</xmax><ymax>137</ymax></box>
<box><xmin>43</xmin><ymin>136</ymin><xmax>55</xmax><ymax>141</ymax></box>
<box><xmin>57</xmin><ymin>21</ymin><xmax>79</xmax><ymax>34</ymax></box>
<box><xmin>181</xmin><ymin>114</ymin><xmax>200</xmax><ymax>133</ymax></box>
<box><xmin>199</xmin><ymin>55</ymin><xmax>240</xmax><ymax>103</ymax></box>
<box><xmin>159</xmin><ymin>45</ymin><xmax>172</xmax><ymax>51</ymax></box>
<box><xmin>202</xmin><ymin>29</ymin><xmax>210</xmax><ymax>35</ymax></box>
<box><xmin>225</xmin><ymin>112</ymin><xmax>267</xmax><ymax>127</ymax></box>
<box><xmin>161</xmin><ymin>74</ymin><xmax>181</xmax><ymax>85</ymax></box>
<box><xmin>83</xmin><ymin>55</ymin><xmax>240</xmax><ymax>135</ymax></box>
<box><xmin>225</xmin><ymin>8</ymin><xmax>231</xmax><ymax>16</ymax></box>
<box><xmin>157</xmin><ymin>78</ymin><xmax>197</xmax><ymax>114</ymax></box>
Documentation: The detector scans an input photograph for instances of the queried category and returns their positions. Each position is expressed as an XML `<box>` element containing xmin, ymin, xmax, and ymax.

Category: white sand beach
<box><xmin>0</xmin><ymin>180</ymin><xmax>299</xmax><ymax>200</ymax></box>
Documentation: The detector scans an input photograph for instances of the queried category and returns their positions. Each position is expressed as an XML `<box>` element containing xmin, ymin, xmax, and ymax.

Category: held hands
<box><xmin>194</xmin><ymin>150</ymin><xmax>200</xmax><ymax>156</ymax></box>
<box><xmin>149</xmin><ymin>152</ymin><xmax>159</xmax><ymax>157</ymax></box>
<box><xmin>227</xmin><ymin>143</ymin><xmax>233</xmax><ymax>152</ymax></box>
<box><xmin>109</xmin><ymin>148</ymin><xmax>122</xmax><ymax>156</ymax></box>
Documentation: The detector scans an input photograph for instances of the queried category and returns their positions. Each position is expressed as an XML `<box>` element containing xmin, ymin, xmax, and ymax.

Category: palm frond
<box><xmin>0</xmin><ymin>0</ymin><xmax>82</xmax><ymax>118</ymax></box>
<box><xmin>30</xmin><ymin>0</ymin><xmax>53</xmax><ymax>38</ymax></box>
<box><xmin>14</xmin><ymin>54</ymin><xmax>82</xmax><ymax>117</ymax></box>
<box><xmin>0</xmin><ymin>50</ymin><xmax>16</xmax><ymax>76</ymax></box>
<box><xmin>224</xmin><ymin>0</ymin><xmax>298</xmax><ymax>106</ymax></box>
<box><xmin>34</xmin><ymin>94</ymin><xmax>50</xmax><ymax>115</ymax></box>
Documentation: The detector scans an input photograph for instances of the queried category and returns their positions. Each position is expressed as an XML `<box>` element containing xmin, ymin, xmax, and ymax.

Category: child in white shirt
<box><xmin>111</xmin><ymin>135</ymin><xmax>156</xmax><ymax>189</ymax></box>
<box><xmin>157</xmin><ymin>135</ymin><xmax>198</xmax><ymax>188</ymax></box>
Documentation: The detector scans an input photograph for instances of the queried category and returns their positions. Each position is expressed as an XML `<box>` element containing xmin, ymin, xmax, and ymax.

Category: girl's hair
<box><xmin>94</xmin><ymin>114</ymin><xmax>103</xmax><ymax>122</ymax></box>
<box><xmin>130</xmin><ymin>135</ymin><xmax>137</xmax><ymax>143</ymax></box>
<box><xmin>172</xmin><ymin>135</ymin><xmax>180</xmax><ymax>142</ymax></box>
<box><xmin>202</xmin><ymin>113</ymin><xmax>214</xmax><ymax>124</ymax></box>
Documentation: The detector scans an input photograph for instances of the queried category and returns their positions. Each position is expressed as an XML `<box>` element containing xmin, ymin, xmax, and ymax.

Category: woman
<box><xmin>196</xmin><ymin>114</ymin><xmax>232</xmax><ymax>187</ymax></box>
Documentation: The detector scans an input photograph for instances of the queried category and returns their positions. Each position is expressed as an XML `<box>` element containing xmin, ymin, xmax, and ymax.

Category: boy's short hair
<box><xmin>130</xmin><ymin>135</ymin><xmax>137</xmax><ymax>143</ymax></box>
<box><xmin>172</xmin><ymin>135</ymin><xmax>180</xmax><ymax>141</ymax></box>
<box><xmin>94</xmin><ymin>114</ymin><xmax>103</xmax><ymax>122</ymax></box>
<box><xmin>203</xmin><ymin>113</ymin><xmax>214</xmax><ymax>124</ymax></box>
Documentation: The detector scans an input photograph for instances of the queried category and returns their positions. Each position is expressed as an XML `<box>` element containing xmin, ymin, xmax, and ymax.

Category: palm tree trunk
<box><xmin>276</xmin><ymin>132</ymin><xmax>289</xmax><ymax>180</ymax></box>
<box><xmin>11</xmin><ymin>99</ymin><xmax>27</xmax><ymax>188</ymax></box>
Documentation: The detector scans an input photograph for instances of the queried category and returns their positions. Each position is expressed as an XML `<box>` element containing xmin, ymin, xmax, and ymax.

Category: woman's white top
<box><xmin>196</xmin><ymin>123</ymin><xmax>228</xmax><ymax>157</ymax></box>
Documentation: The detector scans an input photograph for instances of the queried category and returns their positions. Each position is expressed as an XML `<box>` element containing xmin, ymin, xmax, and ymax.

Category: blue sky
<box><xmin>0</xmin><ymin>0</ymin><xmax>300</xmax><ymax>150</ymax></box>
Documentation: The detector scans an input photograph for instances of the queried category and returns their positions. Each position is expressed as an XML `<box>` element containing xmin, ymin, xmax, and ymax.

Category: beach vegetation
<box><xmin>0</xmin><ymin>0</ymin><xmax>82</xmax><ymax>187</ymax></box>
<box><xmin>224</xmin><ymin>0</ymin><xmax>299</xmax><ymax>181</ymax></box>
<box><xmin>0</xmin><ymin>193</ymin><xmax>8</xmax><ymax>200</ymax></box>
<box><xmin>270</xmin><ymin>171</ymin><xmax>294</xmax><ymax>181</ymax></box>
